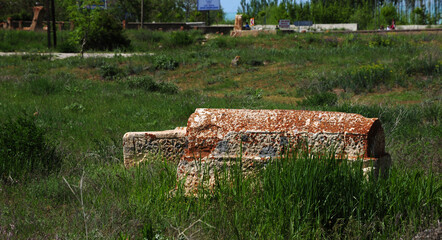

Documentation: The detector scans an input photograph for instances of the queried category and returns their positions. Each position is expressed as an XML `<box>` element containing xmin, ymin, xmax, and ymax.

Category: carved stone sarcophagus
<box><xmin>123</xmin><ymin>108</ymin><xmax>391</xmax><ymax>195</ymax></box>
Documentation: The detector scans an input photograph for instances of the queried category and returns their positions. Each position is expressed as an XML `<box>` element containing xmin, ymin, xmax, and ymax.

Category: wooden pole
<box><xmin>207</xmin><ymin>11</ymin><xmax>210</xmax><ymax>26</ymax></box>
<box><xmin>140</xmin><ymin>0</ymin><xmax>144</xmax><ymax>29</ymax></box>
<box><xmin>46</xmin><ymin>0</ymin><xmax>51</xmax><ymax>48</ymax></box>
<box><xmin>51</xmin><ymin>0</ymin><xmax>56</xmax><ymax>47</ymax></box>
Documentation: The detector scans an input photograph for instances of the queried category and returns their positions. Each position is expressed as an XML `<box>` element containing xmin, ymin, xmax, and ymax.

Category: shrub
<box><xmin>64</xmin><ymin>102</ymin><xmax>86</xmax><ymax>112</ymax></box>
<box><xmin>242</xmin><ymin>87</ymin><xmax>263</xmax><ymax>100</ymax></box>
<box><xmin>99</xmin><ymin>63</ymin><xmax>126</xmax><ymax>80</ymax></box>
<box><xmin>156</xmin><ymin>81</ymin><xmax>179</xmax><ymax>94</ymax></box>
<box><xmin>56</xmin><ymin>40</ymin><xmax>80</xmax><ymax>53</ymax></box>
<box><xmin>369</xmin><ymin>35</ymin><xmax>395</xmax><ymax>48</ymax></box>
<box><xmin>153</xmin><ymin>55</ymin><xmax>179</xmax><ymax>70</ymax></box>
<box><xmin>86</xmin><ymin>11</ymin><xmax>130</xmax><ymax>51</ymax></box>
<box><xmin>126</xmin><ymin>76</ymin><xmax>178</xmax><ymax>94</ymax></box>
<box><xmin>132</xmin><ymin>30</ymin><xmax>164</xmax><ymax>43</ymax></box>
<box><xmin>211</xmin><ymin>37</ymin><xmax>228</xmax><ymax>48</ymax></box>
<box><xmin>208</xmin><ymin>37</ymin><xmax>234</xmax><ymax>48</ymax></box>
<box><xmin>404</xmin><ymin>56</ymin><xmax>441</xmax><ymax>76</ymax></box>
<box><xmin>84</xmin><ymin>57</ymin><xmax>106</xmax><ymax>69</ymax></box>
<box><xmin>167</xmin><ymin>30</ymin><xmax>203</xmax><ymax>48</ymax></box>
<box><xmin>298</xmin><ymin>92</ymin><xmax>338</xmax><ymax>107</ymax></box>
<box><xmin>380</xmin><ymin>4</ymin><xmax>398</xmax><ymax>26</ymax></box>
<box><xmin>126</xmin><ymin>75</ymin><xmax>155</xmax><ymax>90</ymax></box>
<box><xmin>0</xmin><ymin>114</ymin><xmax>61</xmax><ymax>181</ymax></box>
<box><xmin>70</xmin><ymin>8</ymin><xmax>130</xmax><ymax>51</ymax></box>
<box><xmin>169</xmin><ymin>31</ymin><xmax>194</xmax><ymax>47</ymax></box>
<box><xmin>341</xmin><ymin>63</ymin><xmax>393</xmax><ymax>93</ymax></box>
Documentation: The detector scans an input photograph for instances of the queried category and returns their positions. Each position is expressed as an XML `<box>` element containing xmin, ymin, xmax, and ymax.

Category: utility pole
<box><xmin>45</xmin><ymin>0</ymin><xmax>51</xmax><ymax>48</ymax></box>
<box><xmin>207</xmin><ymin>11</ymin><xmax>210</xmax><ymax>26</ymax></box>
<box><xmin>140</xmin><ymin>0</ymin><xmax>144</xmax><ymax>29</ymax></box>
<box><xmin>51</xmin><ymin>0</ymin><xmax>56</xmax><ymax>47</ymax></box>
<box><xmin>264</xmin><ymin>0</ymin><xmax>267</xmax><ymax>25</ymax></box>
<box><xmin>375</xmin><ymin>0</ymin><xmax>378</xmax><ymax>29</ymax></box>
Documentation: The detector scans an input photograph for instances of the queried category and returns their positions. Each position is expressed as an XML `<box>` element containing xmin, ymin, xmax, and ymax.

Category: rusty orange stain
<box><xmin>184</xmin><ymin>108</ymin><xmax>385</xmax><ymax>161</ymax></box>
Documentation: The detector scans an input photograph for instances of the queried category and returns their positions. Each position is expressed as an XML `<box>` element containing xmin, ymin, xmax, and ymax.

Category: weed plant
<box><xmin>125</xmin><ymin>76</ymin><xmax>178</xmax><ymax>94</ymax></box>
<box><xmin>341</xmin><ymin>63</ymin><xmax>394</xmax><ymax>93</ymax></box>
<box><xmin>99</xmin><ymin>63</ymin><xmax>126</xmax><ymax>80</ymax></box>
<box><xmin>298</xmin><ymin>92</ymin><xmax>338</xmax><ymax>107</ymax></box>
<box><xmin>0</xmin><ymin>114</ymin><xmax>61</xmax><ymax>181</ymax></box>
<box><xmin>153</xmin><ymin>54</ymin><xmax>179</xmax><ymax>70</ymax></box>
<box><xmin>168</xmin><ymin>31</ymin><xmax>195</xmax><ymax>47</ymax></box>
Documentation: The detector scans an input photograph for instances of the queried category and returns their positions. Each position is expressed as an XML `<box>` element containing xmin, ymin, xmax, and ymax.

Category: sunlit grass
<box><xmin>0</xmin><ymin>30</ymin><xmax>440</xmax><ymax>239</ymax></box>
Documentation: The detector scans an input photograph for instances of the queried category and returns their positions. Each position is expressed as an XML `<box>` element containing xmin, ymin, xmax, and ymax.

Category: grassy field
<box><xmin>0</xmin><ymin>30</ymin><xmax>441</xmax><ymax>239</ymax></box>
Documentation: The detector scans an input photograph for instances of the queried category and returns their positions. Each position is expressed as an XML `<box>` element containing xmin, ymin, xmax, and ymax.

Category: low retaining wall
<box><xmin>126</xmin><ymin>22</ymin><xmax>233</xmax><ymax>34</ymax></box>
<box><xmin>396</xmin><ymin>25</ymin><xmax>440</xmax><ymax>30</ymax></box>
<box><xmin>123</xmin><ymin>108</ymin><xmax>391</xmax><ymax>195</ymax></box>
<box><xmin>249</xmin><ymin>23</ymin><xmax>357</xmax><ymax>31</ymax></box>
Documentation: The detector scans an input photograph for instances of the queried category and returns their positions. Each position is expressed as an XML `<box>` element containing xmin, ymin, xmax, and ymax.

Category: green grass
<box><xmin>0</xmin><ymin>30</ymin><xmax>440</xmax><ymax>239</ymax></box>
<box><xmin>1</xmin><ymin>150</ymin><xmax>439</xmax><ymax>239</ymax></box>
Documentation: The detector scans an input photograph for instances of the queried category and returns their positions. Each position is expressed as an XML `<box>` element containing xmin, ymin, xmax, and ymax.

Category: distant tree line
<box><xmin>0</xmin><ymin>0</ymin><xmax>440</xmax><ymax>29</ymax></box>
<box><xmin>238</xmin><ymin>0</ymin><xmax>441</xmax><ymax>29</ymax></box>
<box><xmin>0</xmin><ymin>0</ymin><xmax>225</xmax><ymax>24</ymax></box>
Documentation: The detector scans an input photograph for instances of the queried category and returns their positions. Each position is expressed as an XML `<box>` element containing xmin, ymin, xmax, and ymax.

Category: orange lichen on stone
<box><xmin>184</xmin><ymin>108</ymin><xmax>385</xmax><ymax>161</ymax></box>
<box><xmin>123</xmin><ymin>108</ymin><xmax>391</xmax><ymax>195</ymax></box>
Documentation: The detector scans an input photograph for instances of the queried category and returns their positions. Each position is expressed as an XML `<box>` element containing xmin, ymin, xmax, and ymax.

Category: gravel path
<box><xmin>0</xmin><ymin>52</ymin><xmax>153</xmax><ymax>60</ymax></box>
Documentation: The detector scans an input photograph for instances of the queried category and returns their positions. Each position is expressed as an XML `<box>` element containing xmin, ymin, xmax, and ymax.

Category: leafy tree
<box><xmin>412</xmin><ymin>7</ymin><xmax>427</xmax><ymax>24</ymax></box>
<box><xmin>67</xmin><ymin>0</ymin><xmax>130</xmax><ymax>54</ymax></box>
<box><xmin>350</xmin><ymin>4</ymin><xmax>373</xmax><ymax>29</ymax></box>
<box><xmin>0</xmin><ymin>0</ymin><xmax>33</xmax><ymax>21</ymax></box>
<box><xmin>381</xmin><ymin>3</ymin><xmax>398</xmax><ymax>26</ymax></box>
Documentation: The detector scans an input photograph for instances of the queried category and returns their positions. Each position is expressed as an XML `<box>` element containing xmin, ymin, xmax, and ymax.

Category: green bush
<box><xmin>153</xmin><ymin>55</ymin><xmax>179</xmax><ymax>70</ymax></box>
<box><xmin>56</xmin><ymin>40</ymin><xmax>80</xmax><ymax>53</ymax></box>
<box><xmin>72</xmin><ymin>10</ymin><xmax>131</xmax><ymax>51</ymax></box>
<box><xmin>83</xmin><ymin>57</ymin><xmax>107</xmax><ymax>69</ymax></box>
<box><xmin>0</xmin><ymin>114</ymin><xmax>61</xmax><ymax>181</ymax></box>
<box><xmin>99</xmin><ymin>63</ymin><xmax>126</xmax><ymax>80</ymax></box>
<box><xmin>132</xmin><ymin>30</ymin><xmax>164</xmax><ymax>43</ymax></box>
<box><xmin>369</xmin><ymin>35</ymin><xmax>395</xmax><ymax>48</ymax></box>
<box><xmin>169</xmin><ymin>31</ymin><xmax>193</xmax><ymax>47</ymax></box>
<box><xmin>341</xmin><ymin>63</ymin><xmax>393</xmax><ymax>93</ymax></box>
<box><xmin>380</xmin><ymin>4</ymin><xmax>398</xmax><ymax>26</ymax></box>
<box><xmin>208</xmin><ymin>36</ymin><xmax>235</xmax><ymax>49</ymax></box>
<box><xmin>126</xmin><ymin>76</ymin><xmax>178</xmax><ymax>94</ymax></box>
<box><xmin>298</xmin><ymin>92</ymin><xmax>338</xmax><ymax>107</ymax></box>
<box><xmin>404</xmin><ymin>56</ymin><xmax>441</xmax><ymax>76</ymax></box>
<box><xmin>167</xmin><ymin>30</ymin><xmax>203</xmax><ymax>48</ymax></box>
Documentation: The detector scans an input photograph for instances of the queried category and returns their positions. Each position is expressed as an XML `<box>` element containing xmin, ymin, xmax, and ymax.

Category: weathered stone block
<box><xmin>123</xmin><ymin>127</ymin><xmax>186</xmax><ymax>167</ymax></box>
<box><xmin>178</xmin><ymin>108</ymin><xmax>390</xmax><ymax>194</ymax></box>
<box><xmin>234</xmin><ymin>15</ymin><xmax>243</xmax><ymax>31</ymax></box>
<box><xmin>123</xmin><ymin>108</ymin><xmax>391</xmax><ymax>195</ymax></box>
